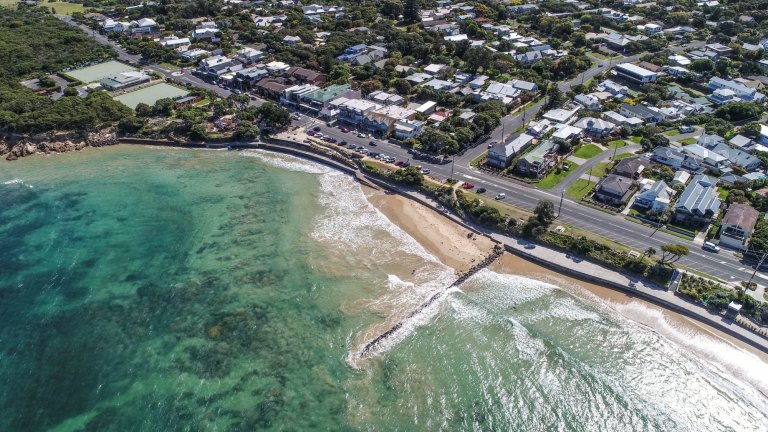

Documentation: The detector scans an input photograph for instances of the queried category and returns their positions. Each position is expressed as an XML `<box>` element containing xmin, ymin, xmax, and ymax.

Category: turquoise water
<box><xmin>1</xmin><ymin>147</ymin><xmax>767</xmax><ymax>431</ymax></box>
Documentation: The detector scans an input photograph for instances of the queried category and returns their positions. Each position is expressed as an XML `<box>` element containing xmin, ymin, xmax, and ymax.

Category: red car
<box><xmin>307</xmin><ymin>130</ymin><xmax>316</xmax><ymax>136</ymax></box>
<box><xmin>341</xmin><ymin>127</ymin><xmax>349</xmax><ymax>133</ymax></box>
<box><xmin>462</xmin><ymin>183</ymin><xmax>474</xmax><ymax>189</ymax></box>
<box><xmin>395</xmin><ymin>161</ymin><xmax>404</xmax><ymax>166</ymax></box>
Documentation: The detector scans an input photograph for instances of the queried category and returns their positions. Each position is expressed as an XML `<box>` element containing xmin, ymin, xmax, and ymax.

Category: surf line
<box><xmin>359</xmin><ymin>245</ymin><xmax>504</xmax><ymax>357</ymax></box>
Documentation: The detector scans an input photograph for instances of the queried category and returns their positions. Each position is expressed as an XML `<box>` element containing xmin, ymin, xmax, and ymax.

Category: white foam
<box><xmin>2</xmin><ymin>178</ymin><xmax>32</xmax><ymax>188</ymax></box>
<box><xmin>239</xmin><ymin>149</ymin><xmax>331</xmax><ymax>174</ymax></box>
<box><xmin>611</xmin><ymin>300</ymin><xmax>768</xmax><ymax>397</ymax></box>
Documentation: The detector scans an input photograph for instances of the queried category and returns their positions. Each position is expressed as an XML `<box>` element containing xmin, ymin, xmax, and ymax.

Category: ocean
<box><xmin>1</xmin><ymin>146</ymin><xmax>766</xmax><ymax>431</ymax></box>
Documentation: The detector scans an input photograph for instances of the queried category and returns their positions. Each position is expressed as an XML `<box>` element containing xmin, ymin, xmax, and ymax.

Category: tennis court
<box><xmin>114</xmin><ymin>83</ymin><xmax>189</xmax><ymax>109</ymax></box>
<box><xmin>64</xmin><ymin>60</ymin><xmax>137</xmax><ymax>83</ymax></box>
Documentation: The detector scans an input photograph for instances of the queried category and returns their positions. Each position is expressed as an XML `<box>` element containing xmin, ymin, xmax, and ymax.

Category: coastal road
<box><xmin>302</xmin><ymin>120</ymin><xmax>763</xmax><ymax>283</ymax></box>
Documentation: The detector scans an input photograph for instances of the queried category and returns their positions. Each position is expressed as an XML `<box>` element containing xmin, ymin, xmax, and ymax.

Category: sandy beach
<box><xmin>365</xmin><ymin>186</ymin><xmax>768</xmax><ymax>363</ymax></box>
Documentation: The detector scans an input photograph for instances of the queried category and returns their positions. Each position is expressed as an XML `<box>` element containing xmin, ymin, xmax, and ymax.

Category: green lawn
<box><xmin>629</xmin><ymin>136</ymin><xmax>643</xmax><ymax>144</ymax></box>
<box><xmin>613</xmin><ymin>153</ymin><xmax>637</xmax><ymax>161</ymax></box>
<box><xmin>565</xmin><ymin>179</ymin><xmax>597</xmax><ymax>200</ymax></box>
<box><xmin>662</xmin><ymin>129</ymin><xmax>680</xmax><ymax>136</ymax></box>
<box><xmin>679</xmin><ymin>137</ymin><xmax>696</xmax><ymax>145</ymax></box>
<box><xmin>590</xmin><ymin>51</ymin><xmax>622</xmax><ymax>60</ymax></box>
<box><xmin>589</xmin><ymin>162</ymin><xmax>612</xmax><ymax>178</ymax></box>
<box><xmin>538</xmin><ymin>162</ymin><xmax>580</xmax><ymax>189</ymax></box>
<box><xmin>573</xmin><ymin>144</ymin><xmax>603</xmax><ymax>159</ymax></box>
<box><xmin>4</xmin><ymin>0</ymin><xmax>88</xmax><ymax>15</ymax></box>
<box><xmin>606</xmin><ymin>140</ymin><xmax>627</xmax><ymax>149</ymax></box>
<box><xmin>718</xmin><ymin>187</ymin><xmax>729</xmax><ymax>200</ymax></box>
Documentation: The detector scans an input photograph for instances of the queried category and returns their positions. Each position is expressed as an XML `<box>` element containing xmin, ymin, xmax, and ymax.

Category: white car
<box><xmin>495</xmin><ymin>193</ymin><xmax>506</xmax><ymax>200</ymax></box>
<box><xmin>679</xmin><ymin>125</ymin><xmax>694</xmax><ymax>133</ymax></box>
<box><xmin>358</xmin><ymin>133</ymin><xmax>368</xmax><ymax>138</ymax></box>
<box><xmin>421</xmin><ymin>168</ymin><xmax>430</xmax><ymax>174</ymax></box>
<box><xmin>703</xmin><ymin>242</ymin><xmax>720</xmax><ymax>253</ymax></box>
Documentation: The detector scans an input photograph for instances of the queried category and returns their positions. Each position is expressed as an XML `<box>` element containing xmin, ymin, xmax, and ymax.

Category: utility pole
<box><xmin>450</xmin><ymin>155</ymin><xmax>455</xmax><ymax>182</ymax></box>
<box><xmin>588</xmin><ymin>166</ymin><xmax>593</xmax><ymax>183</ymax></box>
<box><xmin>748</xmin><ymin>252</ymin><xmax>768</xmax><ymax>288</ymax></box>
<box><xmin>557</xmin><ymin>191</ymin><xmax>564</xmax><ymax>218</ymax></box>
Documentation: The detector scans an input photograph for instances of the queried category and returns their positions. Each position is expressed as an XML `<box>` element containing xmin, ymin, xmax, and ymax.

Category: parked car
<box><xmin>313</xmin><ymin>126</ymin><xmax>321</xmax><ymax>131</ymax></box>
<box><xmin>395</xmin><ymin>161</ymin><xmax>404</xmax><ymax>166</ymax></box>
<box><xmin>347</xmin><ymin>144</ymin><xmax>357</xmax><ymax>149</ymax></box>
<box><xmin>495</xmin><ymin>193</ymin><xmax>506</xmax><ymax>200</ymax></box>
<box><xmin>360</xmin><ymin>149</ymin><xmax>369</xmax><ymax>155</ymax></box>
<box><xmin>421</xmin><ymin>168</ymin><xmax>430</xmax><ymax>174</ymax></box>
<box><xmin>477</xmin><ymin>187</ymin><xmax>486</xmax><ymax>193</ymax></box>
<box><xmin>358</xmin><ymin>133</ymin><xmax>368</xmax><ymax>138</ymax></box>
<box><xmin>703</xmin><ymin>242</ymin><xmax>720</xmax><ymax>253</ymax></box>
<box><xmin>402</xmin><ymin>161</ymin><xmax>410</xmax><ymax>167</ymax></box>
<box><xmin>307</xmin><ymin>130</ymin><xmax>316</xmax><ymax>136</ymax></box>
<box><xmin>679</xmin><ymin>125</ymin><xmax>694</xmax><ymax>133</ymax></box>
<box><xmin>487</xmin><ymin>141</ymin><xmax>497</xmax><ymax>149</ymax></box>
<box><xmin>462</xmin><ymin>183</ymin><xmax>475</xmax><ymax>189</ymax></box>
<box><xmin>341</xmin><ymin>127</ymin><xmax>349</xmax><ymax>133</ymax></box>
<box><xmin>369</xmin><ymin>140</ymin><xmax>377</xmax><ymax>146</ymax></box>
<box><xmin>369</xmin><ymin>152</ymin><xmax>380</xmax><ymax>157</ymax></box>
<box><xmin>339</xmin><ymin>141</ymin><xmax>347</xmax><ymax>146</ymax></box>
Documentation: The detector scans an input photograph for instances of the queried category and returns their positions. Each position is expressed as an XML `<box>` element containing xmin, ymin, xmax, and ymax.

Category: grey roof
<box><xmin>729</xmin><ymin>134</ymin><xmax>753</xmax><ymax>149</ymax></box>
<box><xmin>711</xmin><ymin>143</ymin><xmax>761</xmax><ymax>169</ymax></box>
<box><xmin>489</xmin><ymin>133</ymin><xmax>534</xmax><ymax>159</ymax></box>
<box><xmin>598</xmin><ymin>174</ymin><xmax>634</xmax><ymax>201</ymax></box>
<box><xmin>675</xmin><ymin>174</ymin><xmax>721</xmax><ymax>216</ymax></box>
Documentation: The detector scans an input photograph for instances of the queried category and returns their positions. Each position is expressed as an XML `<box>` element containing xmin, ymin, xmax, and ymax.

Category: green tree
<box><xmin>403</xmin><ymin>0</ymin><xmax>420</xmax><ymax>23</ymax></box>
<box><xmin>534</xmin><ymin>200</ymin><xmax>556</xmax><ymax>224</ymax></box>
<box><xmin>660</xmin><ymin>244</ymin><xmax>689</xmax><ymax>264</ymax></box>
<box><xmin>393</xmin><ymin>78</ymin><xmax>411</xmax><ymax>95</ymax></box>
<box><xmin>117</xmin><ymin>116</ymin><xmax>146</xmax><ymax>134</ymax></box>
<box><xmin>254</xmin><ymin>102</ymin><xmax>291</xmax><ymax>132</ymax></box>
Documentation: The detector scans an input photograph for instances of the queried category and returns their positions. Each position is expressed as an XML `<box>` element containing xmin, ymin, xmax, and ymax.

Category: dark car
<box><xmin>395</xmin><ymin>161</ymin><xmax>404</xmax><ymax>166</ymax></box>
<box><xmin>369</xmin><ymin>152</ymin><xmax>380</xmax><ymax>157</ymax></box>
<box><xmin>313</xmin><ymin>126</ymin><xmax>321</xmax><ymax>132</ymax></box>
<box><xmin>369</xmin><ymin>140</ymin><xmax>377</xmax><ymax>146</ymax></box>
<box><xmin>339</xmin><ymin>141</ymin><xmax>348</xmax><ymax>146</ymax></box>
<box><xmin>477</xmin><ymin>187</ymin><xmax>486</xmax><ymax>193</ymax></box>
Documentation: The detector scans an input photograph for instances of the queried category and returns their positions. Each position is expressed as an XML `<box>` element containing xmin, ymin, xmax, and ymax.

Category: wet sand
<box><xmin>366</xmin><ymin>189</ymin><xmax>495</xmax><ymax>274</ymax></box>
<box><xmin>366</xmin><ymin>187</ymin><xmax>768</xmax><ymax>363</ymax></box>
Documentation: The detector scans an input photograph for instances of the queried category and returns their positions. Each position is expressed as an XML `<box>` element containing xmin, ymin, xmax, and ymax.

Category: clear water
<box><xmin>1</xmin><ymin>147</ymin><xmax>766</xmax><ymax>432</ymax></box>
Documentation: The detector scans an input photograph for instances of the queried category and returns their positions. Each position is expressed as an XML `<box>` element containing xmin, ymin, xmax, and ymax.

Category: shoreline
<box><xmin>365</xmin><ymin>186</ymin><xmax>768</xmax><ymax>363</ymax></box>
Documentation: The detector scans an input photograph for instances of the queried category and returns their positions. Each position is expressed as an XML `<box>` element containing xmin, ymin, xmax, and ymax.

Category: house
<box><xmin>517</xmin><ymin>140</ymin><xmax>560</xmax><ymax>178</ymax></box>
<box><xmin>285</xmin><ymin>67</ymin><xmax>327</xmax><ymax>85</ymax></box>
<box><xmin>652</xmin><ymin>147</ymin><xmax>703</xmax><ymax>172</ymax></box>
<box><xmin>543</xmin><ymin>106</ymin><xmax>581</xmax><ymax>124</ymax></box>
<box><xmin>157</xmin><ymin>37</ymin><xmax>191</xmax><ymax>49</ymax></box>
<box><xmin>364</xmin><ymin>105</ymin><xmax>417</xmax><ymax>135</ymax></box>
<box><xmin>552</xmin><ymin>124</ymin><xmax>583</xmax><ymax>142</ymax></box>
<box><xmin>336</xmin><ymin>99</ymin><xmax>383</xmax><ymax>125</ymax></box>
<box><xmin>130</xmin><ymin>18</ymin><xmax>158</xmax><ymax>35</ymax></box>
<box><xmin>280</xmin><ymin>84</ymin><xmax>321</xmax><ymax>108</ymax></box>
<box><xmin>612</xmin><ymin>157</ymin><xmax>646</xmax><ymax>179</ymax></box>
<box><xmin>602</xmin><ymin>110</ymin><xmax>644</xmax><ymax>129</ymax></box>
<box><xmin>102</xmin><ymin>19</ymin><xmax>130</xmax><ymax>33</ymax></box>
<box><xmin>514</xmin><ymin>51</ymin><xmax>543</xmax><ymax>66</ymax></box>
<box><xmin>614</xmin><ymin>63</ymin><xmax>658</xmax><ymax>83</ymax></box>
<box><xmin>368</xmin><ymin>90</ymin><xmax>404</xmax><ymax>106</ymax></box>
<box><xmin>422</xmin><ymin>79</ymin><xmax>454</xmax><ymax>92</ymax></box>
<box><xmin>729</xmin><ymin>135</ymin><xmax>753</xmax><ymax>149</ymax></box>
<box><xmin>198</xmin><ymin>56</ymin><xmax>242</xmax><ymax>77</ymax></box>
<box><xmin>283</xmin><ymin>35</ymin><xmax>302</xmax><ymax>46</ymax></box>
<box><xmin>719</xmin><ymin>204</ymin><xmax>760</xmax><ymax>249</ymax></box>
<box><xmin>488</xmin><ymin>134</ymin><xmax>535</xmax><ymax>169</ymax></box>
<box><xmin>706</xmin><ymin>43</ymin><xmax>733</xmax><ymax>57</ymax></box>
<box><xmin>302</xmin><ymin>4</ymin><xmax>345</xmax><ymax>15</ymax></box>
<box><xmin>595</xmin><ymin>175</ymin><xmax>635</xmax><ymax>206</ymax></box>
<box><xmin>415</xmin><ymin>101</ymin><xmax>437</xmax><ymax>115</ymax></box>
<box><xmin>191</xmin><ymin>27</ymin><xmax>219</xmax><ymax>41</ymax></box>
<box><xmin>573</xmin><ymin>117</ymin><xmax>616</xmax><ymax>137</ymax></box>
<box><xmin>235</xmin><ymin>47</ymin><xmax>264</xmax><ymax>65</ymax></box>
<box><xmin>265</xmin><ymin>61</ymin><xmax>291</xmax><ymax>74</ymax></box>
<box><xmin>100</xmin><ymin>71</ymin><xmax>150</xmax><ymax>91</ymax></box>
<box><xmin>620</xmin><ymin>103</ymin><xmax>665</xmax><ymax>123</ymax></box>
<box><xmin>254</xmin><ymin>78</ymin><xmax>291</xmax><ymax>100</ymax></box>
<box><xmin>672</xmin><ymin>170</ymin><xmax>691</xmax><ymax>187</ymax></box>
<box><xmin>597</xmin><ymin>80</ymin><xmax>629</xmax><ymax>97</ymax></box>
<box><xmin>642</xmin><ymin>23</ymin><xmax>663</xmax><ymax>35</ymax></box>
<box><xmin>174</xmin><ymin>95</ymin><xmax>201</xmax><ymax>108</ymax></box>
<box><xmin>708</xmin><ymin>77</ymin><xmax>766</xmax><ymax>103</ymax></box>
<box><xmin>508</xmin><ymin>4</ymin><xmax>538</xmax><ymax>14</ymax></box>
<box><xmin>603</xmin><ymin>32</ymin><xmax>647</xmax><ymax>50</ymax></box>
<box><xmin>180</xmin><ymin>48</ymin><xmax>209</xmax><ymax>62</ymax></box>
<box><xmin>574</xmin><ymin>94</ymin><xmax>602</xmax><ymax>111</ymax></box>
<box><xmin>424</xmin><ymin>63</ymin><xmax>448</xmax><ymax>76</ymax></box>
<box><xmin>673</xmin><ymin>174</ymin><xmax>721</xmax><ymax>224</ymax></box>
<box><xmin>298</xmin><ymin>84</ymin><xmax>352</xmax><ymax>114</ymax></box>
<box><xmin>680</xmin><ymin>144</ymin><xmax>728</xmax><ymax>170</ymax></box>
<box><xmin>233</xmin><ymin>67</ymin><xmax>269</xmax><ymax>89</ymax></box>
<box><xmin>634</xmin><ymin>179</ymin><xmax>675</xmax><ymax>214</ymax></box>
<box><xmin>393</xmin><ymin>119</ymin><xmax>425</xmax><ymax>140</ymax></box>
<box><xmin>527</xmin><ymin>119</ymin><xmax>553</xmax><ymax>137</ymax></box>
